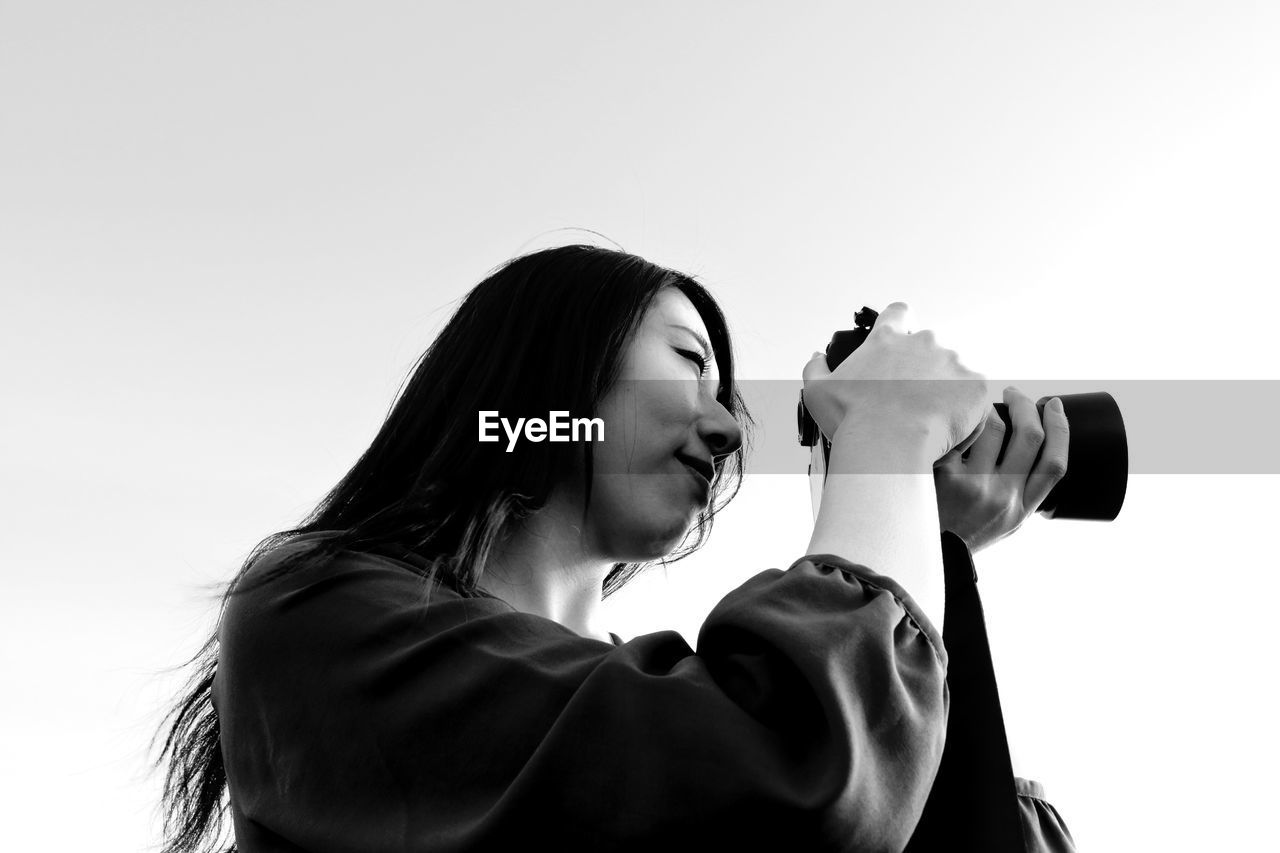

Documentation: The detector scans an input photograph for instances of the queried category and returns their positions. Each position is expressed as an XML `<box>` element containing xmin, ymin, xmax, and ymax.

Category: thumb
<box><xmin>802</xmin><ymin>351</ymin><xmax>830</xmax><ymax>381</ymax></box>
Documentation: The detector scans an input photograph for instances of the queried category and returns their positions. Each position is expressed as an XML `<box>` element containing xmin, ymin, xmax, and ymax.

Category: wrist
<box><xmin>828</xmin><ymin>422</ymin><xmax>935</xmax><ymax>474</ymax></box>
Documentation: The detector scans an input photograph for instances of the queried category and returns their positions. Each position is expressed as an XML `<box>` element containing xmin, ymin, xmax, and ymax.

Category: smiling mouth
<box><xmin>676</xmin><ymin>455</ymin><xmax>713</xmax><ymax>490</ymax></box>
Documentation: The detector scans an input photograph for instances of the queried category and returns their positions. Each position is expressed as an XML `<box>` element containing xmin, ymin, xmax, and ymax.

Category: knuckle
<box><xmin>1043</xmin><ymin>458</ymin><xmax>1069</xmax><ymax>480</ymax></box>
<box><xmin>1019</xmin><ymin>427</ymin><xmax>1046</xmax><ymax>446</ymax></box>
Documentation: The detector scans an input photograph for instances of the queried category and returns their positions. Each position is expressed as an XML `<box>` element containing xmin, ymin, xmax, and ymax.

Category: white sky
<box><xmin>3</xmin><ymin>2</ymin><xmax>1278</xmax><ymax>850</ymax></box>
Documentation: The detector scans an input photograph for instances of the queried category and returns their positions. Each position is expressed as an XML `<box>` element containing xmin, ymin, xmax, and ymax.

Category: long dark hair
<box><xmin>150</xmin><ymin>244</ymin><xmax>755</xmax><ymax>853</ymax></box>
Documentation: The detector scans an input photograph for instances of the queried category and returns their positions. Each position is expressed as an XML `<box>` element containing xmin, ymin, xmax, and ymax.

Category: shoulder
<box><xmin>218</xmin><ymin>534</ymin><xmax>519</xmax><ymax>660</ymax></box>
<box><xmin>214</xmin><ymin>536</ymin><xmax>622</xmax><ymax>729</ymax></box>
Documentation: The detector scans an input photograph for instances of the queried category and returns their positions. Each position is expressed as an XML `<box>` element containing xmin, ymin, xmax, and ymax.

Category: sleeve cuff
<box><xmin>794</xmin><ymin>530</ymin><xmax>976</xmax><ymax>669</ymax></box>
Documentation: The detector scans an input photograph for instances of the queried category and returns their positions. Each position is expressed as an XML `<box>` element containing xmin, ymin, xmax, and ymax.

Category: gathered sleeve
<box><xmin>212</xmin><ymin>537</ymin><xmax>960</xmax><ymax>852</ymax></box>
<box><xmin>1015</xmin><ymin>778</ymin><xmax>1078</xmax><ymax>852</ymax></box>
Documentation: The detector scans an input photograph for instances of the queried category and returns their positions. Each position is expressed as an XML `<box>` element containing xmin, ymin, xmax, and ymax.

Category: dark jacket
<box><xmin>213</xmin><ymin>530</ymin><xmax>1075</xmax><ymax>851</ymax></box>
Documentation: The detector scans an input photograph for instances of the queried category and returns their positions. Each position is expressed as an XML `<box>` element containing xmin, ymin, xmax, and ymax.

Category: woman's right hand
<box><xmin>801</xmin><ymin>302</ymin><xmax>990</xmax><ymax>465</ymax></box>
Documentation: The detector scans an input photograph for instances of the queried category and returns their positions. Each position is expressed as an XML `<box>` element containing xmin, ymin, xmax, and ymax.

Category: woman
<box><xmin>154</xmin><ymin>244</ymin><xmax>1076</xmax><ymax>851</ymax></box>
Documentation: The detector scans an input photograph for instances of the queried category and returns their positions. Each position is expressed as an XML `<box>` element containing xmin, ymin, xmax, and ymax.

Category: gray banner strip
<box><xmin>738</xmin><ymin>378</ymin><xmax>1280</xmax><ymax>475</ymax></box>
<box><xmin>472</xmin><ymin>379</ymin><xmax>1280</xmax><ymax>475</ymax></box>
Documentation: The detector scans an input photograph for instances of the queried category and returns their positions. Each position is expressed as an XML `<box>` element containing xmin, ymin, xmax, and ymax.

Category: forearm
<box><xmin>805</xmin><ymin>428</ymin><xmax>945</xmax><ymax>630</ymax></box>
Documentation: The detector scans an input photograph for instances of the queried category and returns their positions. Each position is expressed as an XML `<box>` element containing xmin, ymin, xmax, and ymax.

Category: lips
<box><xmin>676</xmin><ymin>454</ymin><xmax>714</xmax><ymax>488</ymax></box>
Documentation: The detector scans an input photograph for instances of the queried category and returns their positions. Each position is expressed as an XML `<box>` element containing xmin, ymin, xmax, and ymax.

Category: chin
<box><xmin>588</xmin><ymin>488</ymin><xmax>700</xmax><ymax>562</ymax></box>
<box><xmin>609</xmin><ymin>518</ymin><xmax>694</xmax><ymax>563</ymax></box>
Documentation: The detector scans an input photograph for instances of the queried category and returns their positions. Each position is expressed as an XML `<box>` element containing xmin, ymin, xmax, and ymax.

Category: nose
<box><xmin>699</xmin><ymin>396</ymin><xmax>743</xmax><ymax>461</ymax></box>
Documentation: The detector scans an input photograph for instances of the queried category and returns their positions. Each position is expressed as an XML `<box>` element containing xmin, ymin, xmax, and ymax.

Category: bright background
<box><xmin>3</xmin><ymin>2</ymin><xmax>1277</xmax><ymax>850</ymax></box>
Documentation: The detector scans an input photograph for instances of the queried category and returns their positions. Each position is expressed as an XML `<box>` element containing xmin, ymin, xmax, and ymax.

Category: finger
<box><xmin>934</xmin><ymin>444</ymin><xmax>965</xmax><ymax>472</ymax></box>
<box><xmin>996</xmin><ymin>385</ymin><xmax>1045</xmax><ymax>475</ymax></box>
<box><xmin>873</xmin><ymin>301</ymin><xmax>912</xmax><ymax>334</ymax></box>
<box><xmin>802</xmin><ymin>350</ymin><xmax>831</xmax><ymax>381</ymax></box>
<box><xmin>964</xmin><ymin>405</ymin><xmax>1008</xmax><ymax>471</ymax></box>
<box><xmin>1023</xmin><ymin>397</ymin><xmax>1070</xmax><ymax>513</ymax></box>
<box><xmin>953</xmin><ymin>412</ymin><xmax>986</xmax><ymax>459</ymax></box>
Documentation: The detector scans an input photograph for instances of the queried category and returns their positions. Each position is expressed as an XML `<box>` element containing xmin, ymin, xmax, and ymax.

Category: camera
<box><xmin>797</xmin><ymin>307</ymin><xmax>1128</xmax><ymax>522</ymax></box>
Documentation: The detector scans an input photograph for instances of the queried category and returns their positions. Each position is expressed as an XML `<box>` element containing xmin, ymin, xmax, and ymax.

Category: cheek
<box><xmin>593</xmin><ymin>389</ymin><xmax>687</xmax><ymax>472</ymax></box>
<box><xmin>630</xmin><ymin>381</ymin><xmax>699</xmax><ymax>440</ymax></box>
<box><xmin>594</xmin><ymin>391</ymin><xmax>695</xmax><ymax>479</ymax></box>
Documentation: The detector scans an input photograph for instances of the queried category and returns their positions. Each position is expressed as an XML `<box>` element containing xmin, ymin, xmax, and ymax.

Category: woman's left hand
<box><xmin>933</xmin><ymin>386</ymin><xmax>1070</xmax><ymax>554</ymax></box>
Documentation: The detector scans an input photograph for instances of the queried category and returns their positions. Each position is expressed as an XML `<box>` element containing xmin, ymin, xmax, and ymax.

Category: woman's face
<box><xmin>572</xmin><ymin>287</ymin><xmax>742</xmax><ymax>563</ymax></box>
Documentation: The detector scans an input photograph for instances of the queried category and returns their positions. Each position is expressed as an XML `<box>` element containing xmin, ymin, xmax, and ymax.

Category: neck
<box><xmin>479</xmin><ymin>499</ymin><xmax>615</xmax><ymax>643</ymax></box>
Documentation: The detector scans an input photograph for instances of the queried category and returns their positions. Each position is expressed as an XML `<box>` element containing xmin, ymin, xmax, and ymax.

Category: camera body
<box><xmin>797</xmin><ymin>307</ymin><xmax>1128</xmax><ymax>522</ymax></box>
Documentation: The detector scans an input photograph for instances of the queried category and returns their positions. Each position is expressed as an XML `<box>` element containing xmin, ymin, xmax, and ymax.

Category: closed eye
<box><xmin>675</xmin><ymin>348</ymin><xmax>711</xmax><ymax>377</ymax></box>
